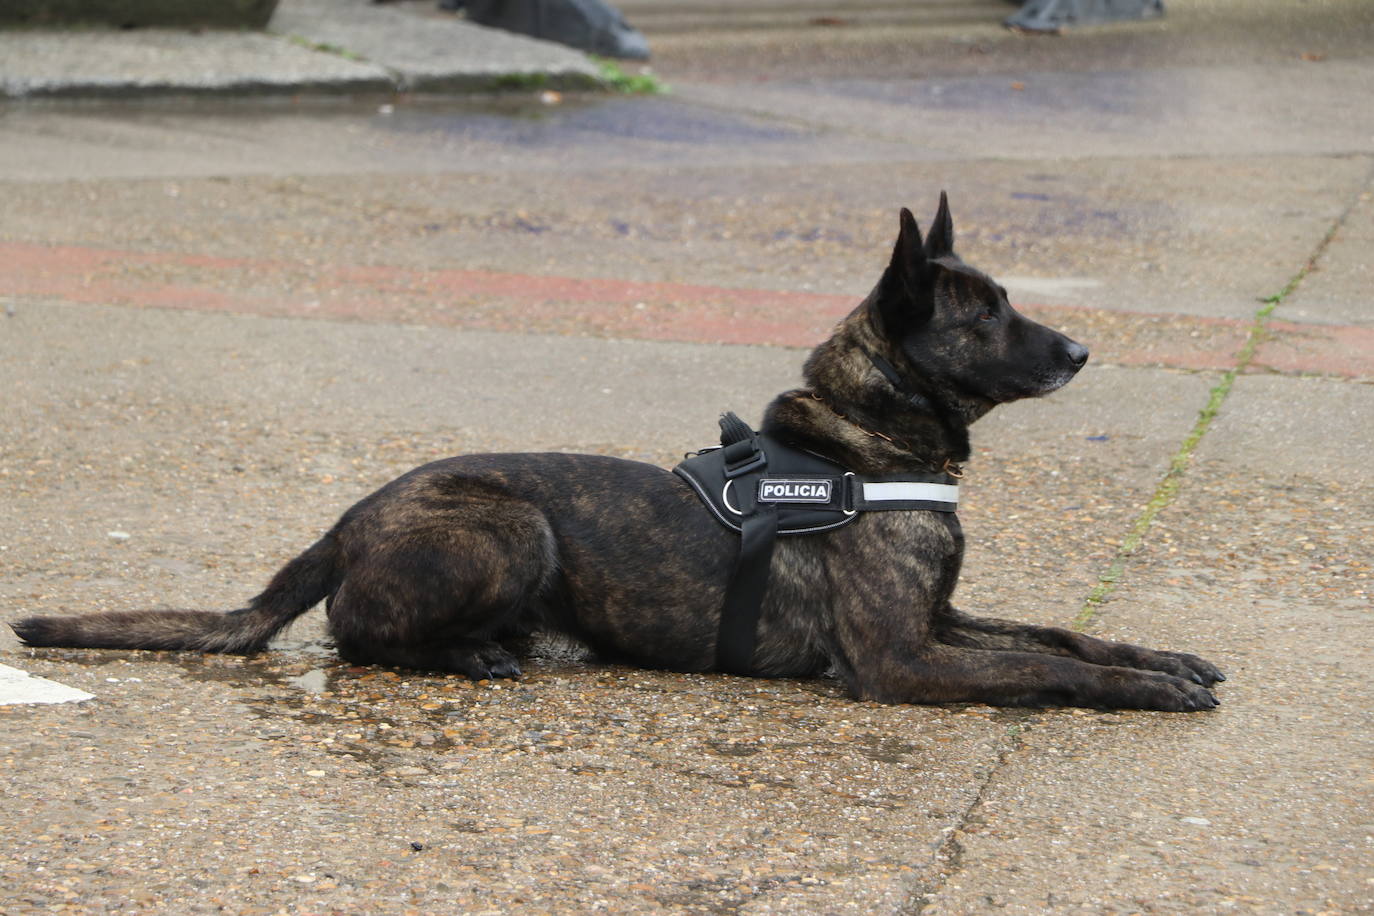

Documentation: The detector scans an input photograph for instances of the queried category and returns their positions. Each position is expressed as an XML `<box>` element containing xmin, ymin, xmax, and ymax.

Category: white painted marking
<box><xmin>0</xmin><ymin>663</ymin><xmax>94</xmax><ymax>705</ymax></box>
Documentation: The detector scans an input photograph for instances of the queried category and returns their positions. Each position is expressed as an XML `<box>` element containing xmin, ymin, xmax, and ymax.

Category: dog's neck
<box><xmin>763</xmin><ymin>391</ymin><xmax>968</xmax><ymax>477</ymax></box>
<box><xmin>761</xmin><ymin>305</ymin><xmax>972</xmax><ymax>477</ymax></box>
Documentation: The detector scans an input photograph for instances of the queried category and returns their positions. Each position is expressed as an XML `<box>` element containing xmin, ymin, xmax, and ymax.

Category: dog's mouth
<box><xmin>1031</xmin><ymin>341</ymin><xmax>1090</xmax><ymax>397</ymax></box>
<box><xmin>1036</xmin><ymin>361</ymin><xmax>1088</xmax><ymax>397</ymax></box>
<box><xmin>994</xmin><ymin>348</ymin><xmax>1091</xmax><ymax>401</ymax></box>
<box><xmin>985</xmin><ymin>361</ymin><xmax>1087</xmax><ymax>405</ymax></box>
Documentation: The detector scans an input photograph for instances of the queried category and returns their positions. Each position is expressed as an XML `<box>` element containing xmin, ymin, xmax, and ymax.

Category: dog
<box><xmin>11</xmin><ymin>194</ymin><xmax>1223</xmax><ymax>711</ymax></box>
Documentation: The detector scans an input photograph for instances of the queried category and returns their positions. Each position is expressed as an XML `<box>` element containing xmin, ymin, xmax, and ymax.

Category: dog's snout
<box><xmin>1066</xmin><ymin>340</ymin><xmax>1089</xmax><ymax>369</ymax></box>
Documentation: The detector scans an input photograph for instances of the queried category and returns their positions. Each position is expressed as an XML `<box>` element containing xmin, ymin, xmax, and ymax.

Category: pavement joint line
<box><xmin>280</xmin><ymin>32</ymin><xmax>408</xmax><ymax>93</ymax></box>
<box><xmin>1072</xmin><ymin>177</ymin><xmax>1368</xmax><ymax>631</ymax></box>
<box><xmin>283</xmin><ymin>33</ymin><xmax>371</xmax><ymax>66</ymax></box>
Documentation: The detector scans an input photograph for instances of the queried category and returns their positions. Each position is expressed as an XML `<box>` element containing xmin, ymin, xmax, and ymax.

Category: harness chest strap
<box><xmin>673</xmin><ymin>413</ymin><xmax>959</xmax><ymax>675</ymax></box>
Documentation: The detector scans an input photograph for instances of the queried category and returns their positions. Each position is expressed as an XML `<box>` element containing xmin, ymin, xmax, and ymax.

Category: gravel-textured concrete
<box><xmin>2</xmin><ymin>0</ymin><xmax>1371</xmax><ymax>912</ymax></box>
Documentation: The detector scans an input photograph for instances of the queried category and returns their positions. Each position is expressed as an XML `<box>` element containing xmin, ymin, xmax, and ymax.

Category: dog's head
<box><xmin>869</xmin><ymin>193</ymin><xmax>1089</xmax><ymax>419</ymax></box>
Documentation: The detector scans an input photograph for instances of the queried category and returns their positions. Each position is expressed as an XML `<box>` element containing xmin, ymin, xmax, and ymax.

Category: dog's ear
<box><xmin>873</xmin><ymin>207</ymin><xmax>934</xmax><ymax>338</ymax></box>
<box><xmin>924</xmin><ymin>191</ymin><xmax>954</xmax><ymax>258</ymax></box>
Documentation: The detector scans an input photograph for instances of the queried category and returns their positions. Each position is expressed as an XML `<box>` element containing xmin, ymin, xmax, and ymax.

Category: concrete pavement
<box><xmin>2</xmin><ymin>0</ymin><xmax>1372</xmax><ymax>912</ymax></box>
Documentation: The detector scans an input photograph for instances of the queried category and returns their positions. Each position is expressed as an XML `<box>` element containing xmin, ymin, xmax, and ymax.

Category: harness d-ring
<box><xmin>721</xmin><ymin>479</ymin><xmax>744</xmax><ymax>516</ymax></box>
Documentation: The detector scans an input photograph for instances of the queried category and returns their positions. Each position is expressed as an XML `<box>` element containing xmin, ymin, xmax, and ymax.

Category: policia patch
<box><xmin>674</xmin><ymin>412</ymin><xmax>958</xmax><ymax>675</ymax></box>
<box><xmin>758</xmin><ymin>478</ymin><xmax>832</xmax><ymax>503</ymax></box>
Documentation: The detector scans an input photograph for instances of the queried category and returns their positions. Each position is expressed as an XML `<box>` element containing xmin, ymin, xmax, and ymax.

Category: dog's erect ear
<box><xmin>895</xmin><ymin>206</ymin><xmax>924</xmax><ymax>272</ymax></box>
<box><xmin>873</xmin><ymin>207</ymin><xmax>934</xmax><ymax>338</ymax></box>
<box><xmin>924</xmin><ymin>191</ymin><xmax>954</xmax><ymax>258</ymax></box>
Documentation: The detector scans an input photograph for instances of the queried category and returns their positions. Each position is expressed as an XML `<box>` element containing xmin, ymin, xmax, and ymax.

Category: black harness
<box><xmin>673</xmin><ymin>412</ymin><xmax>959</xmax><ymax>675</ymax></box>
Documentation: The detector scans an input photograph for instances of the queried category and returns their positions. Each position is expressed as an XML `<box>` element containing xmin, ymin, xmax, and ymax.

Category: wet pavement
<box><xmin>3</xmin><ymin>0</ymin><xmax>1373</xmax><ymax>912</ymax></box>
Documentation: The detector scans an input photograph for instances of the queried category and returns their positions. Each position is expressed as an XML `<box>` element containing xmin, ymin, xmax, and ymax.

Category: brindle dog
<box><xmin>13</xmin><ymin>195</ymin><xmax>1224</xmax><ymax>711</ymax></box>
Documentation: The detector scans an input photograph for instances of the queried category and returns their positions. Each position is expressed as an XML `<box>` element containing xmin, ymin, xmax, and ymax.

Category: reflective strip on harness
<box><xmin>860</xmin><ymin>480</ymin><xmax>959</xmax><ymax>508</ymax></box>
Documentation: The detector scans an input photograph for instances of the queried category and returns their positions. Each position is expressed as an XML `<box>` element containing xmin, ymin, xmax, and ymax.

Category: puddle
<box><xmin>824</xmin><ymin>72</ymin><xmax>1174</xmax><ymax>120</ymax></box>
<box><xmin>377</xmin><ymin>95</ymin><xmax>814</xmax><ymax>149</ymax></box>
<box><xmin>272</xmin><ymin>636</ymin><xmax>338</xmax><ymax>660</ymax></box>
<box><xmin>705</xmin><ymin>738</ymin><xmax>763</xmax><ymax>757</ymax></box>
<box><xmin>853</xmin><ymin>735</ymin><xmax>920</xmax><ymax>764</ymax></box>
<box><xmin>161</xmin><ymin>646</ymin><xmax>565</xmax><ymax>774</ymax></box>
<box><xmin>12</xmin><ymin>648</ymin><xmax>131</xmax><ymax>669</ymax></box>
<box><xmin>29</xmin><ymin>638</ymin><xmax>1048</xmax><ymax>785</ymax></box>
<box><xmin>286</xmin><ymin>668</ymin><xmax>330</xmax><ymax>694</ymax></box>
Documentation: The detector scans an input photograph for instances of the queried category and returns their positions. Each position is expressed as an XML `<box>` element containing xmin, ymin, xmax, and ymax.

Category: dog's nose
<box><xmin>1066</xmin><ymin>341</ymin><xmax>1089</xmax><ymax>369</ymax></box>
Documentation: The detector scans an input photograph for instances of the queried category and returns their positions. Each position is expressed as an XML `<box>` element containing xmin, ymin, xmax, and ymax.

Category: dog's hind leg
<box><xmin>933</xmin><ymin>606</ymin><xmax>1224</xmax><ymax>687</ymax></box>
<box><xmin>334</xmin><ymin>634</ymin><xmax>523</xmax><ymax>679</ymax></box>
<box><xmin>325</xmin><ymin>489</ymin><xmax>558</xmax><ymax>679</ymax></box>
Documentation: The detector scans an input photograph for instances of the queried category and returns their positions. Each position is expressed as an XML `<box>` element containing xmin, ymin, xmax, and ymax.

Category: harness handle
<box><xmin>719</xmin><ymin>411</ymin><xmax>755</xmax><ymax>446</ymax></box>
<box><xmin>719</xmin><ymin>412</ymin><xmax>766</xmax><ymax>478</ymax></box>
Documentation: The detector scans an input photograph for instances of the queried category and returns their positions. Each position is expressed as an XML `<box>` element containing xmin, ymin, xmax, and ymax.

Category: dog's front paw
<box><xmin>1153</xmin><ymin>650</ymin><xmax>1226</xmax><ymax>687</ymax></box>
<box><xmin>1133</xmin><ymin>671</ymin><xmax>1220</xmax><ymax>712</ymax></box>
<box><xmin>1098</xmin><ymin>669</ymin><xmax>1219</xmax><ymax>712</ymax></box>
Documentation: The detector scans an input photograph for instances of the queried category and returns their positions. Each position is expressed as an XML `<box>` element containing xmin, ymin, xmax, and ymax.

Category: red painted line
<box><xmin>0</xmin><ymin>239</ymin><xmax>855</xmax><ymax>347</ymax></box>
<box><xmin>1</xmin><ymin>240</ymin><xmax>1369</xmax><ymax>377</ymax></box>
<box><xmin>1256</xmin><ymin>320</ymin><xmax>1374</xmax><ymax>380</ymax></box>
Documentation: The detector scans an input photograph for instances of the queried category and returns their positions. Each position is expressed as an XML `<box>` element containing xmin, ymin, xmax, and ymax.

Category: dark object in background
<box><xmin>1007</xmin><ymin>0</ymin><xmax>1163</xmax><ymax>32</ymax></box>
<box><xmin>462</xmin><ymin>0</ymin><xmax>649</xmax><ymax>60</ymax></box>
<box><xmin>0</xmin><ymin>0</ymin><xmax>279</xmax><ymax>28</ymax></box>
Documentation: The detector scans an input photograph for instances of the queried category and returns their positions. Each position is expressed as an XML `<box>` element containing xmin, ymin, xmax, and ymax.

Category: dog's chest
<box><xmin>777</xmin><ymin>509</ymin><xmax>963</xmax><ymax>597</ymax></box>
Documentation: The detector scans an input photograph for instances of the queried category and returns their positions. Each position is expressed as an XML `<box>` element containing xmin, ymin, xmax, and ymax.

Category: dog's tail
<box><xmin>10</xmin><ymin>535</ymin><xmax>340</xmax><ymax>654</ymax></box>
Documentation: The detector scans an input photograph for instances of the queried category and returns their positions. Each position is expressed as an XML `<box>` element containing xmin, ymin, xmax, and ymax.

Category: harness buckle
<box><xmin>720</xmin><ymin>437</ymin><xmax>766</xmax><ymax>479</ymax></box>
<box><xmin>723</xmin><ymin>451</ymin><xmax>766</xmax><ymax>478</ymax></box>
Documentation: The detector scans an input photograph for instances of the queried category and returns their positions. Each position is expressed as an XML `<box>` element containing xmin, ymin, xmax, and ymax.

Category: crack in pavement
<box><xmin>903</xmin><ymin>715</ymin><xmax>1034</xmax><ymax>914</ymax></box>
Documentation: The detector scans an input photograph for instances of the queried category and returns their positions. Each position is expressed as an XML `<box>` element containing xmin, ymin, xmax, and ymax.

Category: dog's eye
<box><xmin>979</xmin><ymin>310</ymin><xmax>997</xmax><ymax>322</ymax></box>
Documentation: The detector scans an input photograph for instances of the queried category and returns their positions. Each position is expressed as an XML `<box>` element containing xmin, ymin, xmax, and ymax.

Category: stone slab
<box><xmin>0</xmin><ymin>29</ymin><xmax>391</xmax><ymax>99</ymax></box>
<box><xmin>1192</xmin><ymin>373</ymin><xmax>1374</xmax><ymax>486</ymax></box>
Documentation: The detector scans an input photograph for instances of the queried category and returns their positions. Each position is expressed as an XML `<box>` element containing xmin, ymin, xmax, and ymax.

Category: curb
<box><xmin>0</xmin><ymin>0</ymin><xmax>604</xmax><ymax>100</ymax></box>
